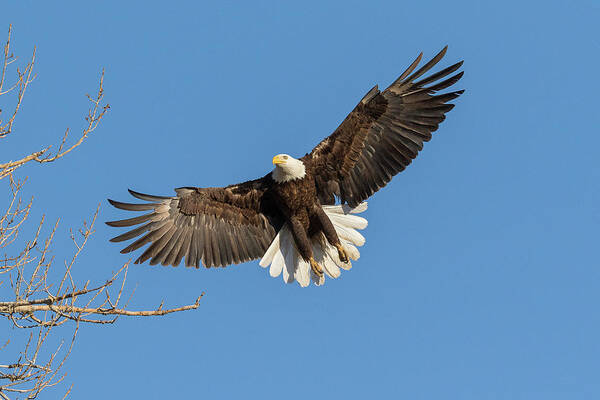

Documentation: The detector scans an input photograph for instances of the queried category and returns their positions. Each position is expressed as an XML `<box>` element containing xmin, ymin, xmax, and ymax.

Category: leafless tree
<box><xmin>0</xmin><ymin>25</ymin><xmax>202</xmax><ymax>399</ymax></box>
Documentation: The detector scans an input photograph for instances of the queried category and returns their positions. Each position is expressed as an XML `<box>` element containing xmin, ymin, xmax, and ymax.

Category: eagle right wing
<box><xmin>106</xmin><ymin>177</ymin><xmax>283</xmax><ymax>268</ymax></box>
<box><xmin>303</xmin><ymin>46</ymin><xmax>464</xmax><ymax>207</ymax></box>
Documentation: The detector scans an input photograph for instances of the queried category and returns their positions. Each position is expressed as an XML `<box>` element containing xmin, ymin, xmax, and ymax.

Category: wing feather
<box><xmin>174</xmin><ymin>226</ymin><xmax>192</xmax><ymax>267</ymax></box>
<box><xmin>304</xmin><ymin>47</ymin><xmax>464</xmax><ymax>206</ymax></box>
<box><xmin>202</xmin><ymin>217</ymin><xmax>214</xmax><ymax>267</ymax></box>
<box><xmin>106</xmin><ymin>213</ymin><xmax>154</xmax><ymax>228</ymax></box>
<box><xmin>160</xmin><ymin>227</ymin><xmax>184</xmax><ymax>266</ymax></box>
<box><xmin>107</xmin><ymin>176</ymin><xmax>284</xmax><ymax>269</ymax></box>
<box><xmin>186</xmin><ymin>228</ymin><xmax>199</xmax><ymax>268</ymax></box>
<box><xmin>148</xmin><ymin>224</ymin><xmax>177</xmax><ymax>265</ymax></box>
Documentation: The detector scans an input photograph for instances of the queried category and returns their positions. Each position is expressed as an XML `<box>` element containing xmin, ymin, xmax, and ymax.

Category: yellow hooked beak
<box><xmin>272</xmin><ymin>155</ymin><xmax>286</xmax><ymax>165</ymax></box>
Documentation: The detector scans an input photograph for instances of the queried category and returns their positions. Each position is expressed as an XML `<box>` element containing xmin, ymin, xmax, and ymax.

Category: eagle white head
<box><xmin>272</xmin><ymin>154</ymin><xmax>306</xmax><ymax>183</ymax></box>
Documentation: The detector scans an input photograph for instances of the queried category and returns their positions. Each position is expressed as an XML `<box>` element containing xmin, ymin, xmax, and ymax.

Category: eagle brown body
<box><xmin>270</xmin><ymin>163</ymin><xmax>348</xmax><ymax>275</ymax></box>
<box><xmin>270</xmin><ymin>170</ymin><xmax>317</xmax><ymax>226</ymax></box>
<box><xmin>107</xmin><ymin>47</ymin><xmax>464</xmax><ymax>286</ymax></box>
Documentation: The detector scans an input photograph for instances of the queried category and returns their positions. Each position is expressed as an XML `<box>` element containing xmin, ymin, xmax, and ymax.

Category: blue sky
<box><xmin>2</xmin><ymin>1</ymin><xmax>599</xmax><ymax>398</ymax></box>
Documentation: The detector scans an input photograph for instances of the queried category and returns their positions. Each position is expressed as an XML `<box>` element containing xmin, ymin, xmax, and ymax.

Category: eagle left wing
<box><xmin>303</xmin><ymin>46</ymin><xmax>464</xmax><ymax>207</ymax></box>
<box><xmin>106</xmin><ymin>177</ymin><xmax>283</xmax><ymax>268</ymax></box>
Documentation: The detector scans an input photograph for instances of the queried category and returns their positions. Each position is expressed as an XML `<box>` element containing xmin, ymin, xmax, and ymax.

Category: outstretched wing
<box><xmin>304</xmin><ymin>46</ymin><xmax>464</xmax><ymax>206</ymax></box>
<box><xmin>106</xmin><ymin>177</ymin><xmax>283</xmax><ymax>268</ymax></box>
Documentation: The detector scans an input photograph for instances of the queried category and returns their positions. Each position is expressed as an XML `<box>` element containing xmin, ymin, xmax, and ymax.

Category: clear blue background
<box><xmin>2</xmin><ymin>1</ymin><xmax>599</xmax><ymax>398</ymax></box>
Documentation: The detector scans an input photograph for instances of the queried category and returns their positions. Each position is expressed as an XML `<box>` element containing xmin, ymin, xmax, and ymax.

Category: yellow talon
<box><xmin>309</xmin><ymin>257</ymin><xmax>324</xmax><ymax>277</ymax></box>
<box><xmin>335</xmin><ymin>243</ymin><xmax>349</xmax><ymax>263</ymax></box>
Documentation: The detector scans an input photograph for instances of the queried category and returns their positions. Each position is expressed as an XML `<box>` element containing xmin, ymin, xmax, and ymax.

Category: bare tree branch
<box><xmin>0</xmin><ymin>24</ymin><xmax>36</xmax><ymax>140</ymax></box>
<box><xmin>1</xmin><ymin>25</ymin><xmax>202</xmax><ymax>400</ymax></box>
<box><xmin>0</xmin><ymin>68</ymin><xmax>110</xmax><ymax>180</ymax></box>
<box><xmin>0</xmin><ymin>23</ymin><xmax>110</xmax><ymax>181</ymax></box>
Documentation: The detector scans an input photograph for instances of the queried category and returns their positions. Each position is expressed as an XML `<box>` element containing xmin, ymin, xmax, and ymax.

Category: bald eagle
<box><xmin>107</xmin><ymin>47</ymin><xmax>464</xmax><ymax>287</ymax></box>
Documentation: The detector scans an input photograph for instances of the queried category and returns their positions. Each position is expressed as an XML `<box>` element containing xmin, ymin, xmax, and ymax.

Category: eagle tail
<box><xmin>259</xmin><ymin>203</ymin><xmax>368</xmax><ymax>287</ymax></box>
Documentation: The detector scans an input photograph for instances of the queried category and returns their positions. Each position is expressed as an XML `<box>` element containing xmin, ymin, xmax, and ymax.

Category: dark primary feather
<box><xmin>106</xmin><ymin>180</ymin><xmax>284</xmax><ymax>268</ymax></box>
<box><xmin>304</xmin><ymin>46</ymin><xmax>464</xmax><ymax>206</ymax></box>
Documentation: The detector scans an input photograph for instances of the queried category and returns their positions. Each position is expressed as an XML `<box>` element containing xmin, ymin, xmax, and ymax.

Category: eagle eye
<box><xmin>283</xmin><ymin>155</ymin><xmax>288</xmax><ymax>160</ymax></box>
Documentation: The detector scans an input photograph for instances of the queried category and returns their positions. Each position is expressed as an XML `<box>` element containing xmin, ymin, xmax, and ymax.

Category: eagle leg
<box><xmin>335</xmin><ymin>243</ymin><xmax>349</xmax><ymax>264</ymax></box>
<box><xmin>313</xmin><ymin>205</ymin><xmax>349</xmax><ymax>264</ymax></box>
<box><xmin>309</xmin><ymin>257</ymin><xmax>324</xmax><ymax>277</ymax></box>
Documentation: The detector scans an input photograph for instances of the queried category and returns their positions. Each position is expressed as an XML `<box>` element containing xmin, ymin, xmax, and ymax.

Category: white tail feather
<box><xmin>313</xmin><ymin>240</ymin><xmax>340</xmax><ymax>279</ymax></box>
<box><xmin>270</xmin><ymin>241</ymin><xmax>285</xmax><ymax>278</ymax></box>
<box><xmin>295</xmin><ymin>255</ymin><xmax>311</xmax><ymax>287</ymax></box>
<box><xmin>342</xmin><ymin>240</ymin><xmax>360</xmax><ymax>261</ymax></box>
<box><xmin>259</xmin><ymin>202</ymin><xmax>367</xmax><ymax>287</ymax></box>
<box><xmin>282</xmin><ymin>232</ymin><xmax>296</xmax><ymax>284</ymax></box>
<box><xmin>335</xmin><ymin>225</ymin><xmax>366</xmax><ymax>246</ymax></box>
<box><xmin>259</xmin><ymin>232</ymin><xmax>280</xmax><ymax>268</ymax></box>
<box><xmin>327</xmin><ymin>213</ymin><xmax>368</xmax><ymax>230</ymax></box>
